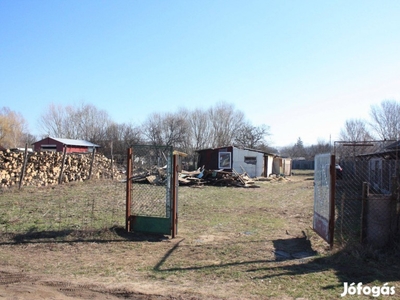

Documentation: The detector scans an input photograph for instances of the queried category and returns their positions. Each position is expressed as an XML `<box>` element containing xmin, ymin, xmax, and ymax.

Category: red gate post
<box><xmin>126</xmin><ymin>148</ymin><xmax>132</xmax><ymax>232</ymax></box>
<box><xmin>171</xmin><ymin>154</ymin><xmax>178</xmax><ymax>238</ymax></box>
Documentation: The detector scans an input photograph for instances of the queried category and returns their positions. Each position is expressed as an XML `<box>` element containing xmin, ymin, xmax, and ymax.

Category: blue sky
<box><xmin>1</xmin><ymin>0</ymin><xmax>400</xmax><ymax>147</ymax></box>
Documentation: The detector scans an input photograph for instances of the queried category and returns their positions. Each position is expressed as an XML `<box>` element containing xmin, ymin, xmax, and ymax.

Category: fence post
<box><xmin>329</xmin><ymin>154</ymin><xmax>336</xmax><ymax>248</ymax></box>
<box><xmin>18</xmin><ymin>143</ymin><xmax>29</xmax><ymax>189</ymax></box>
<box><xmin>172</xmin><ymin>154</ymin><xmax>178</xmax><ymax>238</ymax></box>
<box><xmin>110</xmin><ymin>141</ymin><xmax>114</xmax><ymax>180</ymax></box>
<box><xmin>59</xmin><ymin>146</ymin><xmax>67</xmax><ymax>184</ymax></box>
<box><xmin>361</xmin><ymin>182</ymin><xmax>369</xmax><ymax>243</ymax></box>
<box><xmin>88</xmin><ymin>148</ymin><xmax>96</xmax><ymax>180</ymax></box>
<box><xmin>126</xmin><ymin>147</ymin><xmax>132</xmax><ymax>232</ymax></box>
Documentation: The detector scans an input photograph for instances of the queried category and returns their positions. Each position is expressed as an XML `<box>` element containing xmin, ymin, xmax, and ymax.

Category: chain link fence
<box><xmin>129</xmin><ymin>145</ymin><xmax>173</xmax><ymax>219</ymax></box>
<box><xmin>0</xmin><ymin>179</ymin><xmax>126</xmax><ymax>243</ymax></box>
<box><xmin>334</xmin><ymin>140</ymin><xmax>400</xmax><ymax>248</ymax></box>
<box><xmin>313</xmin><ymin>153</ymin><xmax>334</xmax><ymax>245</ymax></box>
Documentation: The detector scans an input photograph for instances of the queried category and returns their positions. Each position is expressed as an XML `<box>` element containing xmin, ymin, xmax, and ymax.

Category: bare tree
<box><xmin>234</xmin><ymin>123</ymin><xmax>270</xmax><ymax>149</ymax></box>
<box><xmin>39</xmin><ymin>102</ymin><xmax>112</xmax><ymax>142</ymax></box>
<box><xmin>369</xmin><ymin>99</ymin><xmax>400</xmax><ymax>140</ymax></box>
<box><xmin>141</xmin><ymin>112</ymin><xmax>189</xmax><ymax>147</ymax></box>
<box><xmin>306</xmin><ymin>139</ymin><xmax>332</xmax><ymax>159</ymax></box>
<box><xmin>280</xmin><ymin>137</ymin><xmax>307</xmax><ymax>158</ymax></box>
<box><xmin>101</xmin><ymin>122</ymin><xmax>142</xmax><ymax>155</ymax></box>
<box><xmin>75</xmin><ymin>103</ymin><xmax>112</xmax><ymax>142</ymax></box>
<box><xmin>292</xmin><ymin>137</ymin><xmax>307</xmax><ymax>158</ymax></box>
<box><xmin>0</xmin><ymin>107</ymin><xmax>27</xmax><ymax>148</ymax></box>
<box><xmin>141</xmin><ymin>112</ymin><xmax>163</xmax><ymax>146</ymax></box>
<box><xmin>38</xmin><ymin>103</ymin><xmax>69</xmax><ymax>138</ymax></box>
<box><xmin>186</xmin><ymin>108</ymin><xmax>212</xmax><ymax>150</ymax></box>
<box><xmin>339</xmin><ymin>119</ymin><xmax>372</xmax><ymax>142</ymax></box>
<box><xmin>208</xmin><ymin>102</ymin><xmax>245</xmax><ymax>147</ymax></box>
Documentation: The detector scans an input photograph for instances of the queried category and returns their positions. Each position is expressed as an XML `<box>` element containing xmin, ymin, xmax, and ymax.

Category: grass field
<box><xmin>0</xmin><ymin>174</ymin><xmax>399</xmax><ymax>299</ymax></box>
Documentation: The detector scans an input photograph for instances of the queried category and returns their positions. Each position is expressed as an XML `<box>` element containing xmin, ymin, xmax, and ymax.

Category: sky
<box><xmin>1</xmin><ymin>0</ymin><xmax>400</xmax><ymax>148</ymax></box>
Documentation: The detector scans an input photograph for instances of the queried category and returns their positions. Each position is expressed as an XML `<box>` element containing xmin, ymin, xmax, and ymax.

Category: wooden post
<box><xmin>88</xmin><ymin>148</ymin><xmax>96</xmax><ymax>180</ymax></box>
<box><xmin>59</xmin><ymin>146</ymin><xmax>67</xmax><ymax>184</ymax></box>
<box><xmin>361</xmin><ymin>182</ymin><xmax>369</xmax><ymax>243</ymax></box>
<box><xmin>18</xmin><ymin>144</ymin><xmax>29</xmax><ymax>189</ymax></box>
<box><xmin>126</xmin><ymin>148</ymin><xmax>132</xmax><ymax>232</ymax></box>
<box><xmin>110</xmin><ymin>141</ymin><xmax>114</xmax><ymax>180</ymax></box>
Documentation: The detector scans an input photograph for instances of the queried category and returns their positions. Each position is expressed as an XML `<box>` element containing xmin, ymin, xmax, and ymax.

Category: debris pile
<box><xmin>127</xmin><ymin>166</ymin><xmax>290</xmax><ymax>188</ymax></box>
<box><xmin>179</xmin><ymin>169</ymin><xmax>260</xmax><ymax>188</ymax></box>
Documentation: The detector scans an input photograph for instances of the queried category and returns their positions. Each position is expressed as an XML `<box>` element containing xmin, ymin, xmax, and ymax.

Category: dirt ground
<box><xmin>0</xmin><ymin>267</ymin><xmax>205</xmax><ymax>300</ymax></box>
<box><xmin>0</xmin><ymin>175</ymin><xmax>335</xmax><ymax>299</ymax></box>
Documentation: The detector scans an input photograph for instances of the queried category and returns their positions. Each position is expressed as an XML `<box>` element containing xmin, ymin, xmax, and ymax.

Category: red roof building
<box><xmin>32</xmin><ymin>137</ymin><xmax>100</xmax><ymax>153</ymax></box>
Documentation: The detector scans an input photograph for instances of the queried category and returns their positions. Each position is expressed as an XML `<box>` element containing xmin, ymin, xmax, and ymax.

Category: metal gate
<box><xmin>125</xmin><ymin>145</ymin><xmax>178</xmax><ymax>237</ymax></box>
<box><xmin>313</xmin><ymin>153</ymin><xmax>335</xmax><ymax>247</ymax></box>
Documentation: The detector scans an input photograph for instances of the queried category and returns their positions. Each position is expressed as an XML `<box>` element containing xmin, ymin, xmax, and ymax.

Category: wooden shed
<box><xmin>272</xmin><ymin>157</ymin><xmax>292</xmax><ymax>176</ymax></box>
<box><xmin>196</xmin><ymin>146</ymin><xmax>275</xmax><ymax>178</ymax></box>
<box><xmin>32</xmin><ymin>137</ymin><xmax>100</xmax><ymax>153</ymax></box>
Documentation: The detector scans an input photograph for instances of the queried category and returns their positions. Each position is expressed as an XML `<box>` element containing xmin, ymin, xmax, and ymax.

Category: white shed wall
<box><xmin>265</xmin><ymin>154</ymin><xmax>274</xmax><ymax>177</ymax></box>
<box><xmin>232</xmin><ymin>148</ymin><xmax>265</xmax><ymax>178</ymax></box>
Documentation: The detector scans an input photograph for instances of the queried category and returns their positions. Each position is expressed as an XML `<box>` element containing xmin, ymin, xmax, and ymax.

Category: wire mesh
<box><xmin>334</xmin><ymin>140</ymin><xmax>400</xmax><ymax>247</ymax></box>
<box><xmin>313</xmin><ymin>153</ymin><xmax>332</xmax><ymax>243</ymax></box>
<box><xmin>0</xmin><ymin>179</ymin><xmax>126</xmax><ymax>242</ymax></box>
<box><xmin>130</xmin><ymin>145</ymin><xmax>173</xmax><ymax>218</ymax></box>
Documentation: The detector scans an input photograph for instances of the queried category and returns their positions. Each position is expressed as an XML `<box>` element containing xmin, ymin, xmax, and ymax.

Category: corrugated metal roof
<box><xmin>48</xmin><ymin>137</ymin><xmax>100</xmax><ymax>147</ymax></box>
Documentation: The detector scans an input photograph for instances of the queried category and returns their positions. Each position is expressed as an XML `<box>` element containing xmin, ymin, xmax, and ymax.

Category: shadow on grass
<box><xmin>0</xmin><ymin>226</ymin><xmax>169</xmax><ymax>245</ymax></box>
<box><xmin>153</xmin><ymin>236</ymin><xmax>400</xmax><ymax>292</ymax></box>
<box><xmin>247</xmin><ymin>244</ymin><xmax>400</xmax><ymax>291</ymax></box>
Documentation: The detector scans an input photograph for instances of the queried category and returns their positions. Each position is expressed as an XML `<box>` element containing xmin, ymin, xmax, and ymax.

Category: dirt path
<box><xmin>0</xmin><ymin>266</ymin><xmax>207</xmax><ymax>300</ymax></box>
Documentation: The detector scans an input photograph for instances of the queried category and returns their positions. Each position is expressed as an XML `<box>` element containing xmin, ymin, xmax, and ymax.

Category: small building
<box><xmin>292</xmin><ymin>158</ymin><xmax>315</xmax><ymax>170</ymax></box>
<box><xmin>355</xmin><ymin>140</ymin><xmax>400</xmax><ymax>194</ymax></box>
<box><xmin>32</xmin><ymin>137</ymin><xmax>100</xmax><ymax>153</ymax></box>
<box><xmin>196</xmin><ymin>145</ymin><xmax>276</xmax><ymax>178</ymax></box>
<box><xmin>272</xmin><ymin>157</ymin><xmax>292</xmax><ymax>176</ymax></box>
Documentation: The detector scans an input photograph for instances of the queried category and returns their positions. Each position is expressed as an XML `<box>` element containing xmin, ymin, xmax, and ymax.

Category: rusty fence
<box><xmin>334</xmin><ymin>140</ymin><xmax>400</xmax><ymax>248</ymax></box>
<box><xmin>125</xmin><ymin>145</ymin><xmax>178</xmax><ymax>237</ymax></box>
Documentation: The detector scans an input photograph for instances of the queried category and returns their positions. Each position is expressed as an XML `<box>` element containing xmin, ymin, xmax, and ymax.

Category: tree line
<box><xmin>0</xmin><ymin>101</ymin><xmax>272</xmax><ymax>160</ymax></box>
<box><xmin>278</xmin><ymin>99</ymin><xmax>400</xmax><ymax>160</ymax></box>
<box><xmin>1</xmin><ymin>99</ymin><xmax>399</xmax><ymax>161</ymax></box>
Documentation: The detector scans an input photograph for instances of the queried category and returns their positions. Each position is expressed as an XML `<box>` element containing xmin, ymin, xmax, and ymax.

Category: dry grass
<box><xmin>0</xmin><ymin>175</ymin><xmax>400</xmax><ymax>299</ymax></box>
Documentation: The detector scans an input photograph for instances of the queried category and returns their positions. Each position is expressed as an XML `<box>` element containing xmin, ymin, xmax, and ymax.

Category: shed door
<box><xmin>264</xmin><ymin>156</ymin><xmax>268</xmax><ymax>177</ymax></box>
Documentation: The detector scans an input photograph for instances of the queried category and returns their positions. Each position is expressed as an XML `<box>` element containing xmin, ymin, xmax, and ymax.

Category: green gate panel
<box><xmin>132</xmin><ymin>216</ymin><xmax>171</xmax><ymax>235</ymax></box>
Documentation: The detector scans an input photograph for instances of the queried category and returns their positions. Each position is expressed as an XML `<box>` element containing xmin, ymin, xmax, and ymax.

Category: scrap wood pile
<box><xmin>179</xmin><ymin>169</ymin><xmax>260</xmax><ymax>188</ymax></box>
<box><xmin>129</xmin><ymin>166</ymin><xmax>167</xmax><ymax>185</ymax></box>
<box><xmin>128</xmin><ymin>167</ymin><xmax>258</xmax><ymax>187</ymax></box>
<box><xmin>129</xmin><ymin>167</ymin><xmax>290</xmax><ymax>188</ymax></box>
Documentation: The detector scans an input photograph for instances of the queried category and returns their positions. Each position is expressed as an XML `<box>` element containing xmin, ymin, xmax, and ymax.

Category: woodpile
<box><xmin>0</xmin><ymin>149</ymin><xmax>121</xmax><ymax>188</ymax></box>
<box><xmin>179</xmin><ymin>169</ymin><xmax>261</xmax><ymax>188</ymax></box>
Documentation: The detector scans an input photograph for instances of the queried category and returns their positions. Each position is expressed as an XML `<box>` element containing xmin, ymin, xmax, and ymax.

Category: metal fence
<box><xmin>130</xmin><ymin>145</ymin><xmax>173</xmax><ymax>218</ymax></box>
<box><xmin>334</xmin><ymin>140</ymin><xmax>400</xmax><ymax>248</ymax></box>
<box><xmin>126</xmin><ymin>145</ymin><xmax>177</xmax><ymax>236</ymax></box>
<box><xmin>313</xmin><ymin>153</ymin><xmax>334</xmax><ymax>246</ymax></box>
<box><xmin>0</xmin><ymin>178</ymin><xmax>126</xmax><ymax>243</ymax></box>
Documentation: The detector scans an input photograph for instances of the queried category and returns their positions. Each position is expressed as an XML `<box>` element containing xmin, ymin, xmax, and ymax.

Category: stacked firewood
<box><xmin>0</xmin><ymin>149</ymin><xmax>121</xmax><ymax>188</ymax></box>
